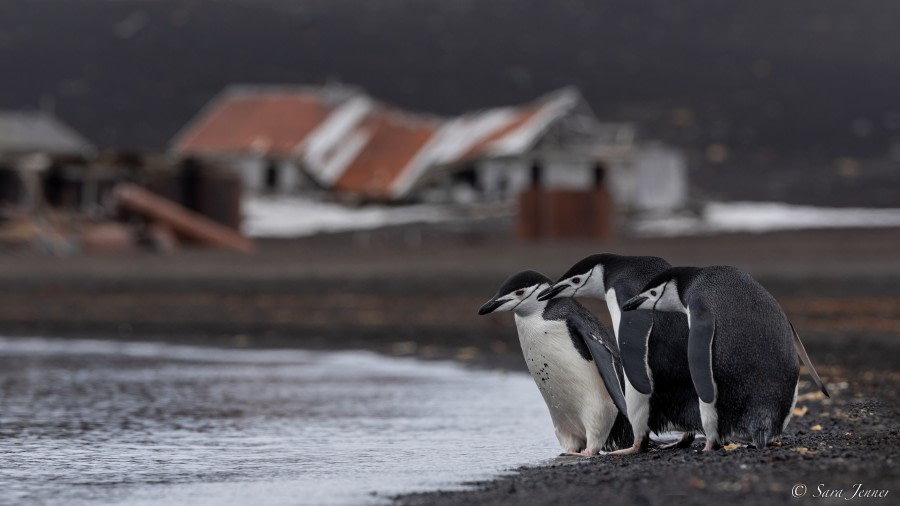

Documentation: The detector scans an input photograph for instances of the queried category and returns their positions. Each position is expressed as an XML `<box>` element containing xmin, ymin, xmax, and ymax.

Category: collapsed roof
<box><xmin>171</xmin><ymin>84</ymin><xmax>632</xmax><ymax>200</ymax></box>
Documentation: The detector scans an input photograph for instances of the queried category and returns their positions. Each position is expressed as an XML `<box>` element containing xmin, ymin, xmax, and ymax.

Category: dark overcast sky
<box><xmin>1</xmin><ymin>0</ymin><xmax>899</xmax><ymax>160</ymax></box>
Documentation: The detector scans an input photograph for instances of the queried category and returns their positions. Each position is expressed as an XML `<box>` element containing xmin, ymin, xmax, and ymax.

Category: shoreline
<box><xmin>2</xmin><ymin>227</ymin><xmax>899</xmax><ymax>504</ymax></box>
<box><xmin>2</xmin><ymin>328</ymin><xmax>896</xmax><ymax>505</ymax></box>
<box><xmin>4</xmin><ymin>322</ymin><xmax>894</xmax><ymax>506</ymax></box>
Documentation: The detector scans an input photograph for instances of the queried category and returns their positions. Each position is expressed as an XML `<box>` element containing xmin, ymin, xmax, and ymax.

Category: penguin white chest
<box><xmin>514</xmin><ymin>313</ymin><xmax>612</xmax><ymax>436</ymax></box>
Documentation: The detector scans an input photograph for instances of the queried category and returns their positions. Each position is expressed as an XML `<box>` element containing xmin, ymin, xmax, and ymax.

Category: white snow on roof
<box><xmin>242</xmin><ymin>196</ymin><xmax>452</xmax><ymax>238</ymax></box>
<box><xmin>389</xmin><ymin>108</ymin><xmax>518</xmax><ymax>198</ymax></box>
<box><xmin>301</xmin><ymin>96</ymin><xmax>374</xmax><ymax>184</ymax></box>
<box><xmin>632</xmin><ymin>201</ymin><xmax>900</xmax><ymax>236</ymax></box>
<box><xmin>429</xmin><ymin>109</ymin><xmax>519</xmax><ymax>165</ymax></box>
<box><xmin>484</xmin><ymin>89</ymin><xmax>578</xmax><ymax>156</ymax></box>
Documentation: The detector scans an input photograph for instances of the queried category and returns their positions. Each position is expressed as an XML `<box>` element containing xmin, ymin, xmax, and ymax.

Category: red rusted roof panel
<box><xmin>333</xmin><ymin>110</ymin><xmax>437</xmax><ymax>198</ymax></box>
<box><xmin>175</xmin><ymin>93</ymin><xmax>334</xmax><ymax>156</ymax></box>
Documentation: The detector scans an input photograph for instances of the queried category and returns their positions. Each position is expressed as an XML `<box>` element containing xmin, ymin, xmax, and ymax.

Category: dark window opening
<box><xmin>530</xmin><ymin>161</ymin><xmax>542</xmax><ymax>187</ymax></box>
<box><xmin>264</xmin><ymin>160</ymin><xmax>279</xmax><ymax>191</ymax></box>
<box><xmin>451</xmin><ymin>165</ymin><xmax>479</xmax><ymax>191</ymax></box>
<box><xmin>593</xmin><ymin>162</ymin><xmax>607</xmax><ymax>187</ymax></box>
<box><xmin>43</xmin><ymin>164</ymin><xmax>66</xmax><ymax>207</ymax></box>
<box><xmin>0</xmin><ymin>167</ymin><xmax>22</xmax><ymax>205</ymax></box>
<box><xmin>181</xmin><ymin>157</ymin><xmax>201</xmax><ymax>211</ymax></box>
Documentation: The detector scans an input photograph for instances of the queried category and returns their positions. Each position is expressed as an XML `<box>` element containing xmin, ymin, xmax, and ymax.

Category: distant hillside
<box><xmin>2</xmin><ymin>0</ymin><xmax>898</xmax><ymax>205</ymax></box>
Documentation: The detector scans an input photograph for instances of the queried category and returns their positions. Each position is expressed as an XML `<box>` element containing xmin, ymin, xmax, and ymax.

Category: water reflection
<box><xmin>0</xmin><ymin>337</ymin><xmax>556</xmax><ymax>505</ymax></box>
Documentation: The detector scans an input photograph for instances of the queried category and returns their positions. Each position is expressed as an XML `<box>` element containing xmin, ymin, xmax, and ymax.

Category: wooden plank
<box><xmin>113</xmin><ymin>183</ymin><xmax>253</xmax><ymax>253</ymax></box>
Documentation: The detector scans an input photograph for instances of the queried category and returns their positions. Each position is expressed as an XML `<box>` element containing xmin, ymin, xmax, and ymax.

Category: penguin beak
<box><xmin>622</xmin><ymin>296</ymin><xmax>648</xmax><ymax>312</ymax></box>
<box><xmin>536</xmin><ymin>284</ymin><xmax>567</xmax><ymax>301</ymax></box>
<box><xmin>478</xmin><ymin>298</ymin><xmax>508</xmax><ymax>315</ymax></box>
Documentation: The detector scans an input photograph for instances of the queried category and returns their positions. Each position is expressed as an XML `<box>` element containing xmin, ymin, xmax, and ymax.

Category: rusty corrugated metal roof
<box><xmin>172</xmin><ymin>87</ymin><xmax>349</xmax><ymax>157</ymax></box>
<box><xmin>333</xmin><ymin>109</ymin><xmax>437</xmax><ymax>199</ymax></box>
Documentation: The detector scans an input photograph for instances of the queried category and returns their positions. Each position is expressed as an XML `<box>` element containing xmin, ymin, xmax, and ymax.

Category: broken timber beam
<box><xmin>113</xmin><ymin>183</ymin><xmax>254</xmax><ymax>253</ymax></box>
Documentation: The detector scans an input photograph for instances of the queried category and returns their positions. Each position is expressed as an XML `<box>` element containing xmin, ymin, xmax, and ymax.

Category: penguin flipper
<box><xmin>568</xmin><ymin>318</ymin><xmax>629</xmax><ymax>417</ymax></box>
<box><xmin>617</xmin><ymin>310</ymin><xmax>654</xmax><ymax>395</ymax></box>
<box><xmin>687</xmin><ymin>308</ymin><xmax>717</xmax><ymax>404</ymax></box>
<box><xmin>789</xmin><ymin>321</ymin><xmax>830</xmax><ymax>397</ymax></box>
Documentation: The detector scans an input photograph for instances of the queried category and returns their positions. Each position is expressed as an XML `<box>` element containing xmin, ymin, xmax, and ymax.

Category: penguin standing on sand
<box><xmin>479</xmin><ymin>270</ymin><xmax>632</xmax><ymax>455</ymax></box>
<box><xmin>621</xmin><ymin>266</ymin><xmax>830</xmax><ymax>451</ymax></box>
<box><xmin>537</xmin><ymin>254</ymin><xmax>702</xmax><ymax>455</ymax></box>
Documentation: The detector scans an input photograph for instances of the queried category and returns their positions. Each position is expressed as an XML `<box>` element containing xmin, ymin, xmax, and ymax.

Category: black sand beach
<box><xmin>2</xmin><ymin>225</ymin><xmax>898</xmax><ymax>505</ymax></box>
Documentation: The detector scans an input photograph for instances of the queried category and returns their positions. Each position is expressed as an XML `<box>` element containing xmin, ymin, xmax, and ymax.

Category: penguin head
<box><xmin>622</xmin><ymin>270</ymin><xmax>687</xmax><ymax>313</ymax></box>
<box><xmin>479</xmin><ymin>270</ymin><xmax>552</xmax><ymax>316</ymax></box>
<box><xmin>536</xmin><ymin>254</ymin><xmax>606</xmax><ymax>301</ymax></box>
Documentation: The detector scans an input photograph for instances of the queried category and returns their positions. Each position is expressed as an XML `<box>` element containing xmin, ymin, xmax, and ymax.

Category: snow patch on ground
<box><xmin>244</xmin><ymin>198</ymin><xmax>900</xmax><ymax>239</ymax></box>
<box><xmin>242</xmin><ymin>196</ymin><xmax>453</xmax><ymax>238</ymax></box>
<box><xmin>633</xmin><ymin>201</ymin><xmax>900</xmax><ymax>237</ymax></box>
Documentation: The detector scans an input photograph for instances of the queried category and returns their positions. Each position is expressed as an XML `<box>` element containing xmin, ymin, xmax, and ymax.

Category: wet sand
<box><xmin>1</xmin><ymin>224</ymin><xmax>898</xmax><ymax>504</ymax></box>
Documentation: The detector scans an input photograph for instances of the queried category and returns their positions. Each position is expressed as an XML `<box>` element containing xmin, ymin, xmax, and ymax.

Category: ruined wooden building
<box><xmin>172</xmin><ymin>84</ymin><xmax>687</xmax><ymax>239</ymax></box>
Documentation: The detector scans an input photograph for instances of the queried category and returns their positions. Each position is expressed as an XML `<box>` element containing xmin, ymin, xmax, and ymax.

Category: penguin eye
<box><xmin>572</xmin><ymin>277</ymin><xmax>581</xmax><ymax>284</ymax></box>
<box><xmin>515</xmin><ymin>290</ymin><xmax>525</xmax><ymax>296</ymax></box>
<box><xmin>650</xmin><ymin>290</ymin><xmax>657</xmax><ymax>297</ymax></box>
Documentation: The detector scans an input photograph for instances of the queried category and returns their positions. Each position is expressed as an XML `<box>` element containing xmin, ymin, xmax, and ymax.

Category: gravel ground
<box><xmin>1</xmin><ymin>224</ymin><xmax>898</xmax><ymax>505</ymax></box>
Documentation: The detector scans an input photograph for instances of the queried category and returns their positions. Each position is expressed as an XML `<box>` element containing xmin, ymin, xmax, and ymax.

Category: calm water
<box><xmin>0</xmin><ymin>337</ymin><xmax>557</xmax><ymax>505</ymax></box>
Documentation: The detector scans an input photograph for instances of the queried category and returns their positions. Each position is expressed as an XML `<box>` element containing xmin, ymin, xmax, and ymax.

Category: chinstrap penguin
<box><xmin>479</xmin><ymin>270</ymin><xmax>633</xmax><ymax>456</ymax></box>
<box><xmin>537</xmin><ymin>254</ymin><xmax>702</xmax><ymax>455</ymax></box>
<box><xmin>621</xmin><ymin>266</ymin><xmax>830</xmax><ymax>451</ymax></box>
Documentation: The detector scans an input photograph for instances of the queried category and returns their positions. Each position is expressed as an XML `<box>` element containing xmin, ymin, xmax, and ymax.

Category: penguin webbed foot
<box><xmin>559</xmin><ymin>447</ymin><xmax>601</xmax><ymax>458</ymax></box>
<box><xmin>702</xmin><ymin>440</ymin><xmax>723</xmax><ymax>452</ymax></box>
<box><xmin>608</xmin><ymin>445</ymin><xmax>643</xmax><ymax>456</ymax></box>
<box><xmin>560</xmin><ymin>446</ymin><xmax>583</xmax><ymax>457</ymax></box>
<box><xmin>606</xmin><ymin>435</ymin><xmax>651</xmax><ymax>456</ymax></box>
<box><xmin>659</xmin><ymin>432</ymin><xmax>696</xmax><ymax>450</ymax></box>
<box><xmin>608</xmin><ymin>437</ymin><xmax>648</xmax><ymax>456</ymax></box>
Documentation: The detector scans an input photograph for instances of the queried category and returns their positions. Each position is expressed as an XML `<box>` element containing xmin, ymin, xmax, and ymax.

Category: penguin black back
<box><xmin>686</xmin><ymin>267</ymin><xmax>797</xmax><ymax>444</ymax></box>
<box><xmin>628</xmin><ymin>265</ymin><xmax>802</xmax><ymax>448</ymax></box>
